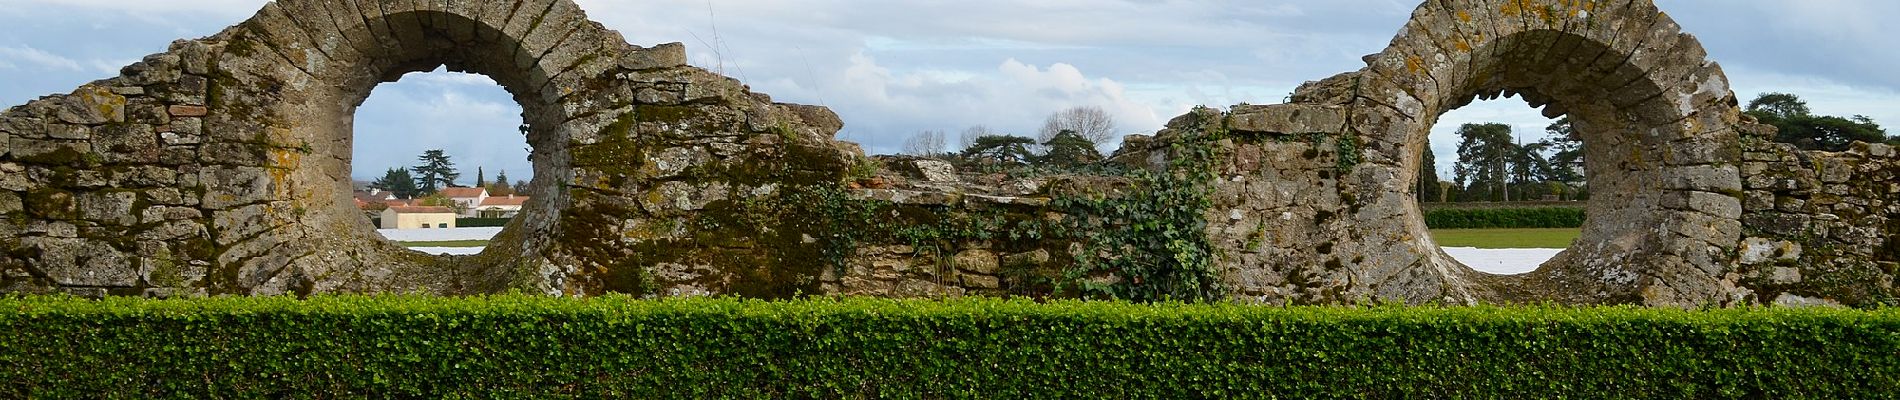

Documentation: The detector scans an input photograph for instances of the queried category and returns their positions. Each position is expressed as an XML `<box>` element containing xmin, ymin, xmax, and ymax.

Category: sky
<box><xmin>1</xmin><ymin>0</ymin><xmax>1896</xmax><ymax>181</ymax></box>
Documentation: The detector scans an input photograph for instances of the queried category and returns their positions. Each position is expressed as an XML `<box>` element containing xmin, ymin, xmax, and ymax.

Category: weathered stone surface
<box><xmin>0</xmin><ymin>191</ymin><xmax>20</xmax><ymax>215</ymax></box>
<box><xmin>954</xmin><ymin>249</ymin><xmax>999</xmax><ymax>275</ymax></box>
<box><xmin>1</xmin><ymin>0</ymin><xmax>1892</xmax><ymax>308</ymax></box>
<box><xmin>168</xmin><ymin>105</ymin><xmax>208</xmax><ymax>118</ymax></box>
<box><xmin>909</xmin><ymin>159</ymin><xmax>960</xmax><ymax>183</ymax></box>
<box><xmin>623</xmin><ymin>42</ymin><xmax>688</xmax><ymax>71</ymax></box>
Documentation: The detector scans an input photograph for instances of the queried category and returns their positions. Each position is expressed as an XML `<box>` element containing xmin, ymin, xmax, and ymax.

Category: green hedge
<box><xmin>456</xmin><ymin>218</ymin><xmax>513</xmax><ymax>228</ymax></box>
<box><xmin>2</xmin><ymin>296</ymin><xmax>1895</xmax><ymax>399</ymax></box>
<box><xmin>1425</xmin><ymin>206</ymin><xmax>1586</xmax><ymax>229</ymax></box>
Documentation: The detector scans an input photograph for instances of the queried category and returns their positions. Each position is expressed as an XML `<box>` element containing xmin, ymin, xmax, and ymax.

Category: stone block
<box><xmin>95</xmin><ymin>124</ymin><xmax>161</xmax><ymax>164</ymax></box>
<box><xmin>77</xmin><ymin>191</ymin><xmax>138</xmax><ymax>226</ymax></box>
<box><xmin>954</xmin><ymin>249</ymin><xmax>999</xmax><ymax>275</ymax></box>
<box><xmin>1002</xmin><ymin>249</ymin><xmax>1053</xmax><ymax>269</ymax></box>
<box><xmin>622</xmin><ymin>42</ymin><xmax>688</xmax><ymax>71</ymax></box>
<box><xmin>0</xmin><ymin>191</ymin><xmax>19</xmax><ymax>215</ymax></box>
<box><xmin>199</xmin><ymin>166</ymin><xmax>273</xmax><ymax>209</ymax></box>
<box><xmin>1227</xmin><ymin>104</ymin><xmax>1349</xmax><ymax>135</ymax></box>
<box><xmin>168</xmin><ymin>105</ymin><xmax>208</xmax><ymax>118</ymax></box>
<box><xmin>10</xmin><ymin>138</ymin><xmax>94</xmax><ymax>166</ymax></box>
<box><xmin>44</xmin><ymin>123</ymin><xmax>90</xmax><ymax>140</ymax></box>
<box><xmin>961</xmin><ymin>274</ymin><xmax>1000</xmax><ymax>289</ymax></box>
<box><xmin>1868</xmin><ymin>143</ymin><xmax>1895</xmax><ymax>158</ymax></box>
<box><xmin>1742</xmin><ymin>213</ymin><xmax>1811</xmax><ymax>237</ymax></box>
<box><xmin>1743</xmin><ymin>190</ymin><xmax>1775</xmax><ymax>212</ymax></box>
<box><xmin>1687</xmin><ymin>191</ymin><xmax>1742</xmax><ymax>219</ymax></box>
<box><xmin>26</xmin><ymin>237</ymin><xmax>138</xmax><ymax>287</ymax></box>
<box><xmin>1665</xmin><ymin>164</ymin><xmax>1741</xmax><ymax>192</ymax></box>
<box><xmin>57</xmin><ymin>86</ymin><xmax>125</xmax><ymax>125</ymax></box>
<box><xmin>908</xmin><ymin>159</ymin><xmax>959</xmax><ymax>183</ymax></box>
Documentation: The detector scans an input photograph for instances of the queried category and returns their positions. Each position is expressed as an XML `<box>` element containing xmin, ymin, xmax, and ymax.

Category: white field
<box><xmin>1441</xmin><ymin>247</ymin><xmax>1562</xmax><ymax>275</ymax></box>
<box><xmin>388</xmin><ymin>228</ymin><xmax>1561</xmax><ymax>275</ymax></box>
<box><xmin>377</xmin><ymin>227</ymin><xmax>505</xmax><ymax>242</ymax></box>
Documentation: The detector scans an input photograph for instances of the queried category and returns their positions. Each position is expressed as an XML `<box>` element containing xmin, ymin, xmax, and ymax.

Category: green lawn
<box><xmin>1429</xmin><ymin>228</ymin><xmax>1581</xmax><ymax>249</ymax></box>
<box><xmin>397</xmin><ymin>240</ymin><xmax>490</xmax><ymax>248</ymax></box>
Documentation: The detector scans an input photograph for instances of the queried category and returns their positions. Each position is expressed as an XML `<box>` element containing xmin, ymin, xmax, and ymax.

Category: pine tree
<box><xmin>1418</xmin><ymin>137</ymin><xmax>1442</xmax><ymax>203</ymax></box>
<box><xmin>1039</xmin><ymin>130</ymin><xmax>1102</xmax><ymax>168</ymax></box>
<box><xmin>410</xmin><ymin>149</ymin><xmax>461</xmax><ymax>195</ymax></box>
<box><xmin>960</xmin><ymin>135</ymin><xmax>1036</xmax><ymax>166</ymax></box>
<box><xmin>475</xmin><ymin>167</ymin><xmax>487</xmax><ymax>188</ymax></box>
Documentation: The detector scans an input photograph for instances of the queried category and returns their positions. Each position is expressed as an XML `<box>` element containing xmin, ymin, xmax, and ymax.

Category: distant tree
<box><xmin>1039</xmin><ymin>130</ymin><xmax>1104</xmax><ymax>168</ymax></box>
<box><xmin>1745</xmin><ymin>92</ymin><xmax>1888</xmax><ymax>152</ymax></box>
<box><xmin>410</xmin><ymin>149</ymin><xmax>461</xmax><ymax>195</ymax></box>
<box><xmin>489</xmin><ymin>170</ymin><xmax>514</xmax><ymax>196</ymax></box>
<box><xmin>1417</xmin><ymin>137</ymin><xmax>1443</xmax><ymax>203</ymax></box>
<box><xmin>961</xmin><ymin>135</ymin><xmax>1037</xmax><ymax>166</ymax></box>
<box><xmin>1453</xmin><ymin>123</ymin><xmax>1516</xmax><ymax>202</ymax></box>
<box><xmin>369</xmin><ymin>168</ymin><xmax>420</xmax><ymax>200</ymax></box>
<box><xmin>1037</xmin><ymin>106</ymin><xmax>1117</xmax><ymax>148</ymax></box>
<box><xmin>1510</xmin><ymin>140</ymin><xmax>1553</xmax><ymax>200</ymax></box>
<box><xmin>959</xmin><ymin>125</ymin><xmax>997</xmax><ymax>150</ymax></box>
<box><xmin>1539</xmin><ymin>117</ymin><xmax>1586</xmax><ymax>184</ymax></box>
<box><xmin>515</xmin><ymin>180</ymin><xmax>529</xmax><ymax>193</ymax></box>
<box><xmin>1746</xmin><ymin>92</ymin><xmax>1810</xmax><ymax>119</ymax></box>
<box><xmin>902</xmin><ymin>130</ymin><xmax>949</xmax><ymax>157</ymax></box>
<box><xmin>475</xmin><ymin>167</ymin><xmax>487</xmax><ymax>188</ymax></box>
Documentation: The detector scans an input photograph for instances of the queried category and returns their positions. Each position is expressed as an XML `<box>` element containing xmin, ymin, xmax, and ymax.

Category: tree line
<box><xmin>901</xmin><ymin>106</ymin><xmax>1117</xmax><ymax>171</ymax></box>
<box><xmin>1420</xmin><ymin>92</ymin><xmax>1893</xmax><ymax>203</ymax></box>
<box><xmin>367</xmin><ymin>149</ymin><xmax>526</xmax><ymax>201</ymax></box>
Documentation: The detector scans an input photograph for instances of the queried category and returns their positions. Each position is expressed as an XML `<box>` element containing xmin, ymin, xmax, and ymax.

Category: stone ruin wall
<box><xmin>1</xmin><ymin>0</ymin><xmax>1895</xmax><ymax>307</ymax></box>
<box><xmin>1738</xmin><ymin>138</ymin><xmax>1899</xmax><ymax>306</ymax></box>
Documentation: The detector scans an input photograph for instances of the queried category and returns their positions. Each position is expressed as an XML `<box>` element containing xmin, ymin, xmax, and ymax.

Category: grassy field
<box><xmin>397</xmin><ymin>240</ymin><xmax>489</xmax><ymax>248</ymax></box>
<box><xmin>1430</xmin><ymin>228</ymin><xmax>1581</xmax><ymax>249</ymax></box>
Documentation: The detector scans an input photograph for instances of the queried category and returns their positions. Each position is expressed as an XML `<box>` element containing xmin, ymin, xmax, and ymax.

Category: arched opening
<box><xmin>247</xmin><ymin>4</ymin><xmax>583</xmax><ymax>286</ymax></box>
<box><xmin>1378</xmin><ymin>21</ymin><xmax>1744</xmax><ymax>304</ymax></box>
<box><xmin>349</xmin><ymin>68</ymin><xmax>531</xmax><ymax>256</ymax></box>
<box><xmin>1418</xmin><ymin>98</ymin><xmax>1588</xmax><ymax>275</ymax></box>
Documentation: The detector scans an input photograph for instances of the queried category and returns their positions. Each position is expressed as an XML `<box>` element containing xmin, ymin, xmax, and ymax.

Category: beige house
<box><xmin>379</xmin><ymin>206</ymin><xmax>458</xmax><ymax>230</ymax></box>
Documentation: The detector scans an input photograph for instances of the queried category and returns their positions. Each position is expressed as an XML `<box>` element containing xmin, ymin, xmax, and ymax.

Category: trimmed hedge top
<box><xmin>2</xmin><ymin>295</ymin><xmax>1896</xmax><ymax>399</ymax></box>
<box><xmin>1424</xmin><ymin>206</ymin><xmax>1586</xmax><ymax>229</ymax></box>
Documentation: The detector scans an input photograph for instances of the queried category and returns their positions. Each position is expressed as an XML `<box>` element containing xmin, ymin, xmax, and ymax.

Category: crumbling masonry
<box><xmin>1</xmin><ymin>0</ymin><xmax>1893</xmax><ymax>306</ymax></box>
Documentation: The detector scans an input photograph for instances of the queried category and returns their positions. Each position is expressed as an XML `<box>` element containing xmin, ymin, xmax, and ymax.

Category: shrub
<box><xmin>1</xmin><ymin>296</ymin><xmax>1894</xmax><ymax>398</ymax></box>
<box><xmin>1425</xmin><ymin>206</ymin><xmax>1586</xmax><ymax>229</ymax></box>
<box><xmin>455</xmin><ymin>218</ymin><xmax>512</xmax><ymax>228</ymax></box>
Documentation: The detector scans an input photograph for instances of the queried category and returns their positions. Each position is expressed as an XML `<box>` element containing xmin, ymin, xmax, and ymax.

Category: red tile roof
<box><xmin>479</xmin><ymin>196</ymin><xmax>531</xmax><ymax>206</ymax></box>
<box><xmin>438</xmin><ymin>187</ymin><xmax>487</xmax><ymax>198</ymax></box>
<box><xmin>385</xmin><ymin>206</ymin><xmax>456</xmax><ymax>214</ymax></box>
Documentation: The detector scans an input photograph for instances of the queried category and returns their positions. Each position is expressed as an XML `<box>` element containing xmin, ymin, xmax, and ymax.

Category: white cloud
<box><xmin>1</xmin><ymin>0</ymin><xmax>1893</xmax><ymax>165</ymax></box>
<box><xmin>0</xmin><ymin>45</ymin><xmax>82</xmax><ymax>71</ymax></box>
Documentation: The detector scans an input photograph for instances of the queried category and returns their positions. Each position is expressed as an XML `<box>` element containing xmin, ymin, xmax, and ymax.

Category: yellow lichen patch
<box><xmin>1458</xmin><ymin>11</ymin><xmax>1472</xmax><ymax>22</ymax></box>
<box><xmin>74</xmin><ymin>85</ymin><xmax>127</xmax><ymax>123</ymax></box>
<box><xmin>1454</xmin><ymin>37</ymin><xmax>1473</xmax><ymax>52</ymax></box>
<box><xmin>268</xmin><ymin>149</ymin><xmax>302</xmax><ymax>196</ymax></box>
<box><xmin>1535</xmin><ymin>5</ymin><xmax>1559</xmax><ymax>25</ymax></box>
<box><xmin>1406</xmin><ymin>56</ymin><xmax>1426</xmax><ymax>75</ymax></box>
<box><xmin>1500</xmin><ymin>0</ymin><xmax>1523</xmax><ymax>17</ymax></box>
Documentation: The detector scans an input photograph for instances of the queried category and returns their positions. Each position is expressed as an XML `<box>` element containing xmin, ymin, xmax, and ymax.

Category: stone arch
<box><xmin>213</xmin><ymin>0</ymin><xmax>622</xmax><ymax>294</ymax></box>
<box><xmin>0</xmin><ymin>0</ymin><xmax>858</xmax><ymax>297</ymax></box>
<box><xmin>1342</xmin><ymin>0</ymin><xmax>1747</xmax><ymax>305</ymax></box>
